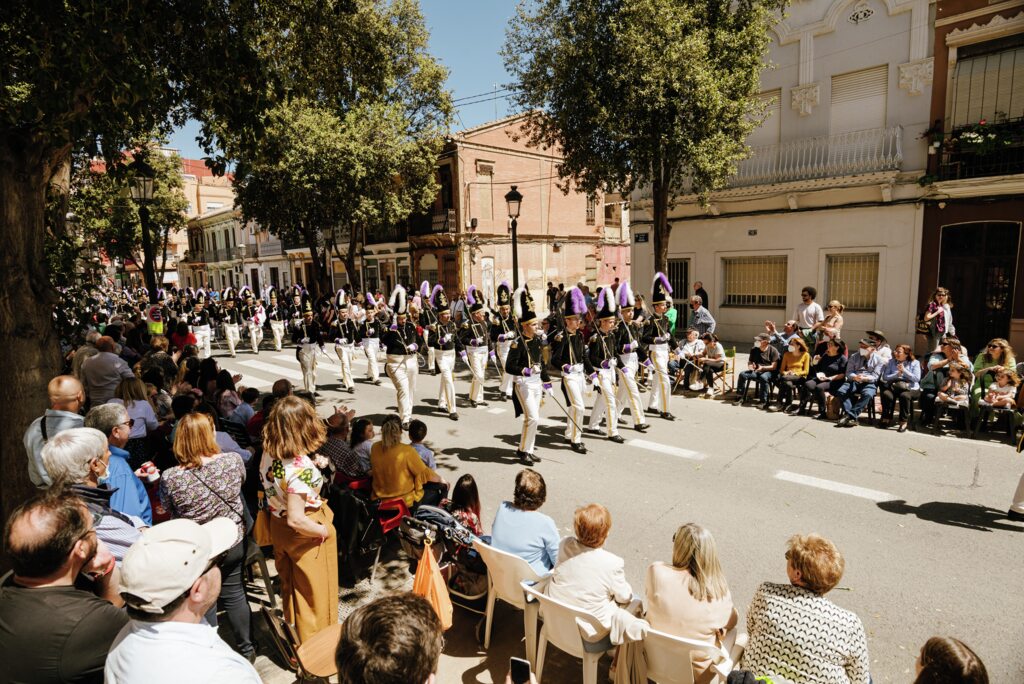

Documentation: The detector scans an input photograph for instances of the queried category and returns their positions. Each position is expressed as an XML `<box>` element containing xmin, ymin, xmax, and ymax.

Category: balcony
<box><xmin>409</xmin><ymin>209</ymin><xmax>456</xmax><ymax>236</ymax></box>
<box><xmin>256</xmin><ymin>240</ymin><xmax>283</xmax><ymax>257</ymax></box>
<box><xmin>733</xmin><ymin>126</ymin><xmax>903</xmax><ymax>187</ymax></box>
<box><xmin>365</xmin><ymin>222</ymin><xmax>408</xmax><ymax>245</ymax></box>
<box><xmin>208</xmin><ymin>247</ymin><xmax>233</xmax><ymax>263</ymax></box>
<box><xmin>935</xmin><ymin>118</ymin><xmax>1024</xmax><ymax>182</ymax></box>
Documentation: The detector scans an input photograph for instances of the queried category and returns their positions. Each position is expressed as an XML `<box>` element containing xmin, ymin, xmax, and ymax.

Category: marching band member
<box><xmin>429</xmin><ymin>284</ymin><xmax>462</xmax><ymax>421</ymax></box>
<box><xmin>331</xmin><ymin>289</ymin><xmax>360</xmax><ymax>394</ymax></box>
<box><xmin>240</xmin><ymin>287</ymin><xmax>265</xmax><ymax>354</ymax></box>
<box><xmin>382</xmin><ymin>285</ymin><xmax>420</xmax><ymax>430</ymax></box>
<box><xmin>614</xmin><ymin>280</ymin><xmax>649</xmax><ymax>432</ymax></box>
<box><xmin>419</xmin><ymin>281</ymin><xmax>439</xmax><ymax>375</ymax></box>
<box><xmin>489</xmin><ymin>281</ymin><xmax>517</xmax><ymax>401</ymax></box>
<box><xmin>359</xmin><ymin>293</ymin><xmax>383</xmax><ymax>385</ymax></box>
<box><xmin>551</xmin><ymin>286</ymin><xmax>593</xmax><ymax>453</ymax></box>
<box><xmin>586</xmin><ymin>287</ymin><xmax>625</xmax><ymax>443</ymax></box>
<box><xmin>265</xmin><ymin>286</ymin><xmax>286</xmax><ymax>352</ymax></box>
<box><xmin>219</xmin><ymin>288</ymin><xmax>243</xmax><ymax>357</ymax></box>
<box><xmin>643</xmin><ymin>272</ymin><xmax>677</xmax><ymax>421</ymax></box>
<box><xmin>189</xmin><ymin>290</ymin><xmax>213</xmax><ymax>359</ymax></box>
<box><xmin>291</xmin><ymin>297</ymin><xmax>325</xmax><ymax>394</ymax></box>
<box><xmin>507</xmin><ymin>287</ymin><xmax>551</xmax><ymax>465</ymax></box>
<box><xmin>459</xmin><ymin>285</ymin><xmax>493</xmax><ymax>408</ymax></box>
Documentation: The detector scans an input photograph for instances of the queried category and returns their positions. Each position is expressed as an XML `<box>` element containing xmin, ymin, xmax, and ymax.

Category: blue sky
<box><xmin>168</xmin><ymin>0</ymin><xmax>516</xmax><ymax>160</ymax></box>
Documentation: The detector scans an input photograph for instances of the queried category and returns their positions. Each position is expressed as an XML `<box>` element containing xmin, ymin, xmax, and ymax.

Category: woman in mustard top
<box><xmin>370</xmin><ymin>414</ymin><xmax>446</xmax><ymax>508</ymax></box>
<box><xmin>773</xmin><ymin>337</ymin><xmax>810</xmax><ymax>412</ymax></box>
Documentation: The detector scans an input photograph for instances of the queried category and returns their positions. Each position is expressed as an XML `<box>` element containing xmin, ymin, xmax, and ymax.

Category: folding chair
<box><xmin>713</xmin><ymin>347</ymin><xmax>736</xmax><ymax>395</ymax></box>
<box><xmin>261</xmin><ymin>607</ymin><xmax>341</xmax><ymax>680</ymax></box>
<box><xmin>370</xmin><ymin>497</ymin><xmax>409</xmax><ymax>582</ymax></box>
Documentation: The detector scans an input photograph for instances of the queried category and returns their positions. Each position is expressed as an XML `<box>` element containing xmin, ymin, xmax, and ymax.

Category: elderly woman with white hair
<box><xmin>42</xmin><ymin>427</ymin><xmax>144</xmax><ymax>561</ymax></box>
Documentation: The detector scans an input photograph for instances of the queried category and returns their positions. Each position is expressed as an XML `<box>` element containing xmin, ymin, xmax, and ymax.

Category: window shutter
<box><xmin>830</xmin><ymin>65</ymin><xmax>888</xmax><ymax>135</ymax></box>
<box><xmin>952</xmin><ymin>46</ymin><xmax>1024</xmax><ymax>127</ymax></box>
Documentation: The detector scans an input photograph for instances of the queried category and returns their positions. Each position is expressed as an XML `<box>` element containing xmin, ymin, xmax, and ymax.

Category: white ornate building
<box><xmin>631</xmin><ymin>0</ymin><xmax>936</xmax><ymax>345</ymax></box>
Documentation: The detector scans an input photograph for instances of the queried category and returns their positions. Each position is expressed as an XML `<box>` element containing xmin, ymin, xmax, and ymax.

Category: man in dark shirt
<box><xmin>0</xmin><ymin>488</ymin><xmax>128</xmax><ymax>684</ymax></box>
<box><xmin>736</xmin><ymin>333</ymin><xmax>781</xmax><ymax>408</ymax></box>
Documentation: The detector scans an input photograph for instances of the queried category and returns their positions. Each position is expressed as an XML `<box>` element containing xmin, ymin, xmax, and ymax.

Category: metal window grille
<box><xmin>827</xmin><ymin>253</ymin><xmax>879</xmax><ymax>311</ymax></box>
<box><xmin>723</xmin><ymin>256</ymin><xmax>787</xmax><ymax>307</ymax></box>
<box><xmin>586</xmin><ymin>198</ymin><xmax>596</xmax><ymax>225</ymax></box>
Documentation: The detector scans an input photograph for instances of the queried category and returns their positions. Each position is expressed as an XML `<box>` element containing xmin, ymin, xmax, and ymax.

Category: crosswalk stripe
<box><xmin>237</xmin><ymin>377</ymin><xmax>273</xmax><ymax>390</ymax></box>
<box><xmin>774</xmin><ymin>470</ymin><xmax>895</xmax><ymax>502</ymax></box>
<box><xmin>238</xmin><ymin>360</ymin><xmax>304</xmax><ymax>382</ymax></box>
<box><xmin>271</xmin><ymin>354</ymin><xmax>300</xmax><ymax>365</ymax></box>
<box><xmin>627</xmin><ymin>438</ymin><xmax>705</xmax><ymax>461</ymax></box>
<box><xmin>487</xmin><ymin>407</ymin><xmax>506</xmax><ymax>415</ymax></box>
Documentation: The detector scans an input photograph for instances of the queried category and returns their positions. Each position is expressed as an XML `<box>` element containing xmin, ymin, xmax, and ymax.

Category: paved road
<box><xmin>216</xmin><ymin>344</ymin><xmax>1024</xmax><ymax>683</ymax></box>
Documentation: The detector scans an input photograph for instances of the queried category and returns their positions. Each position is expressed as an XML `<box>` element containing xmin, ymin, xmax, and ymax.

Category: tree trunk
<box><xmin>156</xmin><ymin>224</ymin><xmax>171</xmax><ymax>287</ymax></box>
<box><xmin>651</xmin><ymin>174</ymin><xmax>672</xmax><ymax>275</ymax></box>
<box><xmin>0</xmin><ymin>140</ymin><xmax>64</xmax><ymax>568</ymax></box>
<box><xmin>344</xmin><ymin>223</ymin><xmax>359</xmax><ymax>291</ymax></box>
<box><xmin>139</xmin><ymin>205</ymin><xmax>158</xmax><ymax>299</ymax></box>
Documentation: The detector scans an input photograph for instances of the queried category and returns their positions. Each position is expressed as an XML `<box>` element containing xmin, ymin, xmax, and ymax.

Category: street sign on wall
<box><xmin>634</xmin><ymin>232</ymin><xmax>649</xmax><ymax>243</ymax></box>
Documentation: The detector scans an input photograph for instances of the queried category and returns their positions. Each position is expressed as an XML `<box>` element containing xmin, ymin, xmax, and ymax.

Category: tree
<box><xmin>503</xmin><ymin>0</ymin><xmax>782</xmax><ymax>274</ymax></box>
<box><xmin>229</xmin><ymin>0</ymin><xmax>451</xmax><ymax>297</ymax></box>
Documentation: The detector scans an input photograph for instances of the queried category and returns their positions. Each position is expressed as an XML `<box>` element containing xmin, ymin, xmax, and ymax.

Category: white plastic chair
<box><xmin>521</xmin><ymin>580</ymin><xmax>612</xmax><ymax>684</ymax></box>
<box><xmin>473</xmin><ymin>540</ymin><xmax>545</xmax><ymax>660</ymax></box>
<box><xmin>644</xmin><ymin>627</ymin><xmax>738</xmax><ymax>684</ymax></box>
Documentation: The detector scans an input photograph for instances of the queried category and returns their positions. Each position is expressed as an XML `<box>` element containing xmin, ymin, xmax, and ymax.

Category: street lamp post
<box><xmin>237</xmin><ymin>243</ymin><xmax>247</xmax><ymax>289</ymax></box>
<box><xmin>504</xmin><ymin>185</ymin><xmax>523</xmax><ymax>290</ymax></box>
<box><xmin>128</xmin><ymin>154</ymin><xmax>157</xmax><ymax>300</ymax></box>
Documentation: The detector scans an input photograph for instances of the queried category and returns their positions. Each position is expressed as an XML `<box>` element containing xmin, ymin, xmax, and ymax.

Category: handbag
<box><xmin>412</xmin><ymin>538</ymin><xmax>453</xmax><ymax>631</ymax></box>
<box><xmin>915</xmin><ymin>312</ymin><xmax>932</xmax><ymax>336</ymax></box>
<box><xmin>253</xmin><ymin>492</ymin><xmax>274</xmax><ymax>547</ymax></box>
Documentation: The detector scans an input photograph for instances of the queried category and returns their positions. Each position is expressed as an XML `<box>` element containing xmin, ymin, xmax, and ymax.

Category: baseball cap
<box><xmin>119</xmin><ymin>518</ymin><xmax>237</xmax><ymax>614</ymax></box>
<box><xmin>754</xmin><ymin>333</ymin><xmax>770</xmax><ymax>342</ymax></box>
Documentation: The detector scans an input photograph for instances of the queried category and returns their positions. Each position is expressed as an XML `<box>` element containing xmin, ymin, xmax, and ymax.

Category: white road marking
<box><xmin>236</xmin><ymin>377</ymin><xmax>273</xmax><ymax>389</ymax></box>
<box><xmin>271</xmin><ymin>354</ymin><xmax>300</xmax><ymax>365</ymax></box>
<box><xmin>628</xmin><ymin>439</ymin><xmax>705</xmax><ymax>461</ymax></box>
<box><xmin>487</xmin><ymin>407</ymin><xmax>506</xmax><ymax>415</ymax></box>
<box><xmin>774</xmin><ymin>470</ymin><xmax>895</xmax><ymax>502</ymax></box>
<box><xmin>238</xmin><ymin>360</ymin><xmax>304</xmax><ymax>382</ymax></box>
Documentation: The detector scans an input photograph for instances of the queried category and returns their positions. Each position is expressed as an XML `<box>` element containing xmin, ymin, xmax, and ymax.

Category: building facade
<box><xmin>916</xmin><ymin>0</ymin><xmax>1024</xmax><ymax>354</ymax></box>
<box><xmin>631</xmin><ymin>0</ymin><xmax>935</xmax><ymax>345</ymax></box>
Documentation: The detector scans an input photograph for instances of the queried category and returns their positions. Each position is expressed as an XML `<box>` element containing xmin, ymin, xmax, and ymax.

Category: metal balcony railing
<box><xmin>733</xmin><ymin>126</ymin><xmax>903</xmax><ymax>187</ymax></box>
<box><xmin>409</xmin><ymin>209</ymin><xmax>456</xmax><ymax>236</ymax></box>
<box><xmin>935</xmin><ymin>118</ymin><xmax>1024</xmax><ymax>182</ymax></box>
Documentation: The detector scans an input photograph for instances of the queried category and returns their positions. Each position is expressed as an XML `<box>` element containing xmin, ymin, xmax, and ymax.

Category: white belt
<box><xmin>619</xmin><ymin>352</ymin><xmax>638</xmax><ymax>366</ymax></box>
<box><xmin>469</xmin><ymin>345</ymin><xmax>488</xmax><ymax>353</ymax></box>
<box><xmin>517</xmin><ymin>374</ymin><xmax>542</xmax><ymax>386</ymax></box>
<box><xmin>650</xmin><ymin>342</ymin><xmax>668</xmax><ymax>351</ymax></box>
<box><xmin>565</xmin><ymin>363</ymin><xmax>585</xmax><ymax>375</ymax></box>
<box><xmin>193</xmin><ymin>324</ymin><xmax>210</xmax><ymax>332</ymax></box>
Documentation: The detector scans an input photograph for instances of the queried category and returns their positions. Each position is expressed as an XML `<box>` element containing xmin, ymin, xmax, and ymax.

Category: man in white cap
<box><xmin>105</xmin><ymin>518</ymin><xmax>260</xmax><ymax>682</ymax></box>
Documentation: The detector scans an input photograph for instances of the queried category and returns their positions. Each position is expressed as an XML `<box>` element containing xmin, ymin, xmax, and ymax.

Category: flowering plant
<box><xmin>952</xmin><ymin>119</ymin><xmax>1015</xmax><ymax>156</ymax></box>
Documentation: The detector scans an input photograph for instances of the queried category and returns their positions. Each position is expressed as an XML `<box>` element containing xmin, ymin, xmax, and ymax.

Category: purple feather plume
<box><xmin>654</xmin><ymin>272</ymin><xmax>673</xmax><ymax>295</ymax></box>
<box><xmin>570</xmin><ymin>287</ymin><xmax>586</xmax><ymax>316</ymax></box>
<box><xmin>430</xmin><ymin>283</ymin><xmax>443</xmax><ymax>308</ymax></box>
<box><xmin>500</xmin><ymin>280</ymin><xmax>510</xmax><ymax>291</ymax></box>
<box><xmin>467</xmin><ymin>285</ymin><xmax>477</xmax><ymax>306</ymax></box>
<box><xmin>420</xmin><ymin>280</ymin><xmax>430</xmax><ymax>298</ymax></box>
<box><xmin>619</xmin><ymin>280</ymin><xmax>634</xmax><ymax>308</ymax></box>
<box><xmin>596</xmin><ymin>287</ymin><xmax>607</xmax><ymax>311</ymax></box>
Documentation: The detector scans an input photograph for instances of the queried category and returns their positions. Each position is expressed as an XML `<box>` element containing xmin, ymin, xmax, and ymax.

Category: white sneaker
<box><xmin>705</xmin><ymin>387</ymin><xmax>716</xmax><ymax>398</ymax></box>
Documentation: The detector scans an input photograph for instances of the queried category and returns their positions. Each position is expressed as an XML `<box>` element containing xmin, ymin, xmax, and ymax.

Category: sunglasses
<box><xmin>120</xmin><ymin>419</ymin><xmax>135</xmax><ymax>428</ymax></box>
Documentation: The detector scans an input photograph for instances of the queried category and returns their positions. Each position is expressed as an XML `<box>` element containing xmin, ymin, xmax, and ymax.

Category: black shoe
<box><xmin>570</xmin><ymin>442</ymin><xmax>587</xmax><ymax>454</ymax></box>
<box><xmin>449</xmin><ymin>413</ymin><xmax>459</xmax><ymax>421</ymax></box>
<box><xmin>784</xmin><ymin>405</ymin><xmax>799</xmax><ymax>414</ymax></box>
<box><xmin>764</xmin><ymin>404</ymin><xmax>779</xmax><ymax>412</ymax></box>
<box><xmin>1007</xmin><ymin>509</ymin><xmax>1024</xmax><ymax>522</ymax></box>
<box><xmin>527</xmin><ymin>451</ymin><xmax>541</xmax><ymax>464</ymax></box>
<box><xmin>836</xmin><ymin>416</ymin><xmax>850</xmax><ymax>427</ymax></box>
<box><xmin>584</xmin><ymin>427</ymin><xmax>601</xmax><ymax>435</ymax></box>
<box><xmin>348</xmin><ymin>387</ymin><xmax>355</xmax><ymax>394</ymax></box>
<box><xmin>372</xmin><ymin>379</ymin><xmax>382</xmax><ymax>386</ymax></box>
<box><xmin>470</xmin><ymin>400</ymin><xmax>477</xmax><ymax>409</ymax></box>
<box><xmin>660</xmin><ymin>412</ymin><xmax>676</xmax><ymax>421</ymax></box>
<box><xmin>499</xmin><ymin>394</ymin><xmax>507</xmax><ymax>402</ymax></box>
<box><xmin>635</xmin><ymin>423</ymin><xmax>650</xmax><ymax>432</ymax></box>
<box><xmin>477</xmin><ymin>400</ymin><xmax>489</xmax><ymax>407</ymax></box>
<box><xmin>609</xmin><ymin>434</ymin><xmax>625</xmax><ymax>444</ymax></box>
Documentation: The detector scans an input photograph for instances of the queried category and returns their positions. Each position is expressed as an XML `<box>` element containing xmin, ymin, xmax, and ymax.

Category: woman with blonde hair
<box><xmin>970</xmin><ymin>337</ymin><xmax>1015</xmax><ymax>414</ymax></box>
<box><xmin>108</xmin><ymin>376</ymin><xmax>159</xmax><ymax>468</ymax></box>
<box><xmin>645</xmin><ymin>523</ymin><xmax>737</xmax><ymax>684</ymax></box>
<box><xmin>159</xmin><ymin>412</ymin><xmax>252</xmax><ymax>659</ymax></box>
<box><xmin>370</xmin><ymin>414</ymin><xmax>445</xmax><ymax>508</ymax></box>
<box><xmin>260</xmin><ymin>395</ymin><xmax>338</xmax><ymax>642</ymax></box>
<box><xmin>813</xmin><ymin>300</ymin><xmax>845</xmax><ymax>349</ymax></box>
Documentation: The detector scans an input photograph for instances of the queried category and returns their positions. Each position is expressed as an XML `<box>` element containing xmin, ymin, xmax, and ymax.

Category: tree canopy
<box><xmin>503</xmin><ymin>0</ymin><xmax>783</xmax><ymax>271</ymax></box>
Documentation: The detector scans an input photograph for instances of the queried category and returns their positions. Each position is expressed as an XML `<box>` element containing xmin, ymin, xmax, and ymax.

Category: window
<box><xmin>722</xmin><ymin>256</ymin><xmax>787</xmax><ymax>307</ymax></box>
<box><xmin>586</xmin><ymin>198</ymin><xmax>597</xmax><ymax>225</ymax></box>
<box><xmin>475</xmin><ymin>161</ymin><xmax>493</xmax><ymax>224</ymax></box>
<box><xmin>603</xmin><ymin>203</ymin><xmax>621</xmax><ymax>225</ymax></box>
<box><xmin>748</xmin><ymin>89</ymin><xmax>781</xmax><ymax>148</ymax></box>
<box><xmin>830</xmin><ymin>65</ymin><xmax>888</xmax><ymax>135</ymax></box>
<box><xmin>949</xmin><ymin>37</ymin><xmax>1024</xmax><ymax>128</ymax></box>
<box><xmin>827</xmin><ymin>253</ymin><xmax>879</xmax><ymax>311</ymax></box>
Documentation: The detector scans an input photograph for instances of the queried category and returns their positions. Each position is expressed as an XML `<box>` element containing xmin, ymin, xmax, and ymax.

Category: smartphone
<box><xmin>509</xmin><ymin>656</ymin><xmax>532</xmax><ymax>684</ymax></box>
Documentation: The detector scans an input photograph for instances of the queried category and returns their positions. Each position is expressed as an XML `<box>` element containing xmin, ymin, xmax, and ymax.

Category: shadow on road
<box><xmin>446</xmin><ymin>444</ymin><xmax>519</xmax><ymax>465</ymax></box>
<box><xmin>876</xmin><ymin>499</ymin><xmax>1024</xmax><ymax>533</ymax></box>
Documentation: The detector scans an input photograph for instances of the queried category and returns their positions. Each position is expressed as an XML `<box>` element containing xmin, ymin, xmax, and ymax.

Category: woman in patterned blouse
<box><xmin>741</xmin><ymin>533</ymin><xmax>870</xmax><ymax>684</ymax></box>
<box><xmin>260</xmin><ymin>395</ymin><xmax>339</xmax><ymax>642</ymax></box>
<box><xmin>160</xmin><ymin>412</ymin><xmax>253</xmax><ymax>659</ymax></box>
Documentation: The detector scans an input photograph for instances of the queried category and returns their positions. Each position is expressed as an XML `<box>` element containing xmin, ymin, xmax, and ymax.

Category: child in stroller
<box><xmin>399</xmin><ymin>501</ymin><xmax>488</xmax><ymax>609</ymax></box>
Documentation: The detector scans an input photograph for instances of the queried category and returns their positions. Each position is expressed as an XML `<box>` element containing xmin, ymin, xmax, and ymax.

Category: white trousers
<box><xmin>363</xmin><ymin>339</ymin><xmax>380</xmax><ymax>381</ymax></box>
<box><xmin>515</xmin><ymin>375</ymin><xmax>543</xmax><ymax>455</ymax></box>
<box><xmin>1011</xmin><ymin>470</ymin><xmax>1024</xmax><ymax>515</ymax></box>
<box><xmin>223</xmin><ymin>323</ymin><xmax>240</xmax><ymax>356</ymax></box>
<box><xmin>437</xmin><ymin>349</ymin><xmax>457</xmax><ymax>413</ymax></box>
<box><xmin>269</xmin><ymin>320</ymin><xmax>284</xmax><ymax>351</ymax></box>
<box><xmin>386</xmin><ymin>354</ymin><xmax>417</xmax><ymax>423</ymax></box>
<box><xmin>468</xmin><ymin>347</ymin><xmax>488</xmax><ymax>403</ymax></box>
<box><xmin>646</xmin><ymin>344</ymin><xmax>672</xmax><ymax>414</ymax></box>
<box><xmin>297</xmin><ymin>343</ymin><xmax>318</xmax><ymax>393</ymax></box>
<box><xmin>497</xmin><ymin>340</ymin><xmax>514</xmax><ymax>396</ymax></box>
<box><xmin>424</xmin><ymin>329</ymin><xmax>437</xmax><ymax>371</ymax></box>
<box><xmin>334</xmin><ymin>343</ymin><xmax>355</xmax><ymax>389</ymax></box>
<box><xmin>615</xmin><ymin>353</ymin><xmax>646</xmax><ymax>427</ymax></box>
<box><xmin>192</xmin><ymin>325</ymin><xmax>211</xmax><ymax>359</ymax></box>
<box><xmin>562</xmin><ymin>368</ymin><xmax>587</xmax><ymax>444</ymax></box>
<box><xmin>247</xmin><ymin>321</ymin><xmax>263</xmax><ymax>353</ymax></box>
<box><xmin>589</xmin><ymin>367</ymin><xmax>620</xmax><ymax>437</ymax></box>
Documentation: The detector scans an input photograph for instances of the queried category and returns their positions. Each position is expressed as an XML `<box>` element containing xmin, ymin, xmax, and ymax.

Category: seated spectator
<box><xmin>245</xmin><ymin>392</ymin><xmax>276</xmax><ymax>444</ymax></box>
<box><xmin>214</xmin><ymin>370</ymin><xmax>242</xmax><ymax>419</ymax></box>
<box><xmin>866</xmin><ymin>330</ymin><xmax>893</xmax><ymax>364</ymax></box>
<box><xmin>979</xmin><ymin>368</ymin><xmax>1018</xmax><ymax>410</ymax></box>
<box><xmin>72</xmin><ymin>330</ymin><xmax>101</xmax><ymax>380</ymax></box>
<box><xmin>914</xmin><ymin>636</ymin><xmax>988</xmax><ymax>684</ymax></box>
<box><xmin>735</xmin><ymin>333</ymin><xmax>779</xmax><ymax>409</ymax></box>
<box><xmin>0</xmin><ymin>488</ymin><xmax>128</xmax><ymax>684</ymax></box>
<box><xmin>229</xmin><ymin>386</ymin><xmax>260</xmax><ymax>427</ymax></box>
<box><xmin>970</xmin><ymin>338</ymin><xmax>1015</xmax><ymax>413</ymax></box>
<box><xmin>796</xmin><ymin>338</ymin><xmax>847</xmax><ymax>417</ymax></box>
<box><xmin>171</xmin><ymin>394</ymin><xmax>252</xmax><ymax>463</ymax></box>
<box><xmin>335</xmin><ymin>593</ymin><xmax>443</xmax><ymax>684</ymax></box>
<box><xmin>138</xmin><ymin>335</ymin><xmax>178</xmax><ymax>390</ymax></box>
<box><xmin>81</xmin><ymin>336</ymin><xmax>135</xmax><ymax>406</ymax></box>
<box><xmin>448</xmin><ymin>473</ymin><xmax>484</xmax><ymax>536</ymax></box>
<box><xmin>350</xmin><ymin>417</ymin><xmax>376</xmax><ymax>472</ymax></box>
<box><xmin>83</xmin><ymin>404</ymin><xmax>153</xmax><ymax>524</ymax></box>
<box><xmin>105</xmin><ymin>518</ymin><xmax>261</xmax><ymax>683</ymax></box>
<box><xmin>645</xmin><ymin>523</ymin><xmax>737</xmax><ymax>684</ymax></box>
<box><xmin>320</xmin><ymin>405</ymin><xmax>366</xmax><ymax>479</ymax></box>
<box><xmin>741</xmin><ymin>534</ymin><xmax>869</xmax><ymax>684</ymax></box>
<box><xmin>42</xmin><ymin>428</ymin><xmax>144</xmax><ymax>561</ymax></box>
<box><xmin>697</xmin><ymin>333</ymin><xmax>725</xmax><ymax>397</ymax></box>
<box><xmin>23</xmin><ymin>375</ymin><xmax>86</xmax><ymax>488</ymax></box>
<box><xmin>545</xmin><ymin>503</ymin><xmax>637</xmax><ymax>631</ymax></box>
<box><xmin>490</xmin><ymin>468</ymin><xmax>560</xmax><ymax>576</ymax></box>
<box><xmin>169</xmin><ymin>320</ymin><xmax>197</xmax><ymax>353</ymax></box>
<box><xmin>408</xmin><ymin>419</ymin><xmax>436</xmax><ymax>469</ymax></box>
<box><xmin>108</xmin><ymin>377</ymin><xmax>160</xmax><ymax>466</ymax></box>
<box><xmin>932</xmin><ymin>361</ymin><xmax>972</xmax><ymax>433</ymax></box>
<box><xmin>879</xmin><ymin>344</ymin><xmax>922</xmax><ymax>432</ymax></box>
<box><xmin>773</xmin><ymin>337</ymin><xmax>810</xmax><ymax>412</ymax></box>
<box><xmin>671</xmin><ymin>328</ymin><xmax>704</xmax><ymax>388</ymax></box>
<box><xmin>370</xmin><ymin>415</ymin><xmax>446</xmax><ymax>508</ymax></box>
<box><xmin>833</xmin><ymin>338</ymin><xmax>885</xmax><ymax>428</ymax></box>
<box><xmin>765</xmin><ymin>319</ymin><xmax>799</xmax><ymax>356</ymax></box>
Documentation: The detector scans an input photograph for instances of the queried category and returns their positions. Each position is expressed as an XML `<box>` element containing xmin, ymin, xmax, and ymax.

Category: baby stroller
<box><xmin>398</xmin><ymin>505</ymin><xmax>488</xmax><ymax>614</ymax></box>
